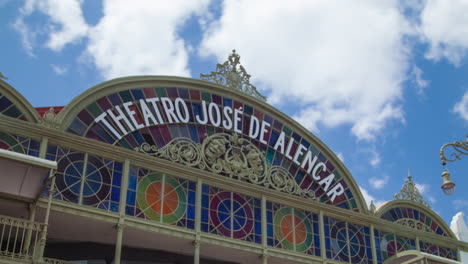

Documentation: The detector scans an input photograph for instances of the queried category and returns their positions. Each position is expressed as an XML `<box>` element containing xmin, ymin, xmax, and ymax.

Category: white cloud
<box><xmin>13</xmin><ymin>0</ymin><xmax>88</xmax><ymax>53</ymax></box>
<box><xmin>359</xmin><ymin>186</ymin><xmax>385</xmax><ymax>209</ymax></box>
<box><xmin>14</xmin><ymin>0</ymin><xmax>210</xmax><ymax>79</ymax></box>
<box><xmin>454</xmin><ymin>200</ymin><xmax>468</xmax><ymax>210</ymax></box>
<box><xmin>420</xmin><ymin>0</ymin><xmax>468</xmax><ymax>66</ymax></box>
<box><xmin>411</xmin><ymin>65</ymin><xmax>429</xmax><ymax>95</ymax></box>
<box><xmin>415</xmin><ymin>182</ymin><xmax>429</xmax><ymax>194</ymax></box>
<box><xmin>369</xmin><ymin>149</ymin><xmax>381</xmax><ymax>168</ymax></box>
<box><xmin>85</xmin><ymin>0</ymin><xmax>210</xmax><ymax>79</ymax></box>
<box><xmin>453</xmin><ymin>91</ymin><xmax>468</xmax><ymax>121</ymax></box>
<box><xmin>369</xmin><ymin>175</ymin><xmax>389</xmax><ymax>190</ymax></box>
<box><xmin>336</xmin><ymin>152</ymin><xmax>345</xmax><ymax>162</ymax></box>
<box><xmin>51</xmin><ymin>64</ymin><xmax>68</xmax><ymax>75</ymax></box>
<box><xmin>200</xmin><ymin>0</ymin><xmax>412</xmax><ymax>141</ymax></box>
<box><xmin>414</xmin><ymin>181</ymin><xmax>436</xmax><ymax>204</ymax></box>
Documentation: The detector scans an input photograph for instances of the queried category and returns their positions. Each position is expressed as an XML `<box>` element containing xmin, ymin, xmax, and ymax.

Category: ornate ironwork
<box><xmin>135</xmin><ymin>133</ymin><xmax>315</xmax><ymax>199</ymax></box>
<box><xmin>440</xmin><ymin>136</ymin><xmax>468</xmax><ymax>165</ymax></box>
<box><xmin>0</xmin><ymin>72</ymin><xmax>8</xmax><ymax>80</ymax></box>
<box><xmin>394</xmin><ymin>173</ymin><xmax>430</xmax><ymax>208</ymax></box>
<box><xmin>395</xmin><ymin>218</ymin><xmax>433</xmax><ymax>233</ymax></box>
<box><xmin>200</xmin><ymin>50</ymin><xmax>266</xmax><ymax>101</ymax></box>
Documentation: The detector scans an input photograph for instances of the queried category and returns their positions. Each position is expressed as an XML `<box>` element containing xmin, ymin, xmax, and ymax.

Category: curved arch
<box><xmin>376</xmin><ymin>200</ymin><xmax>456</xmax><ymax>239</ymax></box>
<box><xmin>0</xmin><ymin>80</ymin><xmax>40</xmax><ymax>122</ymax></box>
<box><xmin>55</xmin><ymin>75</ymin><xmax>368</xmax><ymax>212</ymax></box>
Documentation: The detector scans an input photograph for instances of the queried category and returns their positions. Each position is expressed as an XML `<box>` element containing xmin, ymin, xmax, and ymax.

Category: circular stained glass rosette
<box><xmin>381</xmin><ymin>234</ymin><xmax>400</xmax><ymax>259</ymax></box>
<box><xmin>330</xmin><ymin>221</ymin><xmax>349</xmax><ymax>260</ymax></box>
<box><xmin>210</xmin><ymin>192</ymin><xmax>253</xmax><ymax>239</ymax></box>
<box><xmin>347</xmin><ymin>225</ymin><xmax>366</xmax><ymax>263</ymax></box>
<box><xmin>0</xmin><ymin>132</ymin><xmax>24</xmax><ymax>153</ymax></box>
<box><xmin>274</xmin><ymin>208</ymin><xmax>313</xmax><ymax>252</ymax></box>
<box><xmin>56</xmin><ymin>153</ymin><xmax>111</xmax><ymax>205</ymax></box>
<box><xmin>137</xmin><ymin>173</ymin><xmax>186</xmax><ymax>224</ymax></box>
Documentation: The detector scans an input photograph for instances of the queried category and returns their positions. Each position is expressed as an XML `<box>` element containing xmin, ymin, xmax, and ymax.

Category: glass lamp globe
<box><xmin>441</xmin><ymin>169</ymin><xmax>455</xmax><ymax>195</ymax></box>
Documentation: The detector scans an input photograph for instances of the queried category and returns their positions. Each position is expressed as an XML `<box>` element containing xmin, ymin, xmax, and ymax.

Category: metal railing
<box><xmin>0</xmin><ymin>214</ymin><xmax>45</xmax><ymax>260</ymax></box>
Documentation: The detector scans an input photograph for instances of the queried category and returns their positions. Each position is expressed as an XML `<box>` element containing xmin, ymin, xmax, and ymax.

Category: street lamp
<box><xmin>439</xmin><ymin>136</ymin><xmax>468</xmax><ymax>195</ymax></box>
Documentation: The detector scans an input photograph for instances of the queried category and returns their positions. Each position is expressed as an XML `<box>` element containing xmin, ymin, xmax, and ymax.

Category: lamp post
<box><xmin>439</xmin><ymin>136</ymin><xmax>468</xmax><ymax>195</ymax></box>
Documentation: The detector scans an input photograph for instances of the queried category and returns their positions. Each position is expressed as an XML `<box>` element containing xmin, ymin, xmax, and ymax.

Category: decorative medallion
<box><xmin>55</xmin><ymin>153</ymin><xmax>112</xmax><ymax>205</ymax></box>
<box><xmin>209</xmin><ymin>191</ymin><xmax>254</xmax><ymax>239</ymax></box>
<box><xmin>274</xmin><ymin>208</ymin><xmax>313</xmax><ymax>252</ymax></box>
<box><xmin>136</xmin><ymin>173</ymin><xmax>187</xmax><ymax>224</ymax></box>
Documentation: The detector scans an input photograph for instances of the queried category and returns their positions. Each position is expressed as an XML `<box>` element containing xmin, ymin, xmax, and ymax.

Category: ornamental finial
<box><xmin>394</xmin><ymin>171</ymin><xmax>430</xmax><ymax>208</ymax></box>
<box><xmin>200</xmin><ymin>49</ymin><xmax>266</xmax><ymax>101</ymax></box>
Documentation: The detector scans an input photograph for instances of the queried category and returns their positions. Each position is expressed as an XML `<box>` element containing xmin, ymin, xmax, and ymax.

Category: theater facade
<box><xmin>0</xmin><ymin>52</ymin><xmax>466</xmax><ymax>264</ymax></box>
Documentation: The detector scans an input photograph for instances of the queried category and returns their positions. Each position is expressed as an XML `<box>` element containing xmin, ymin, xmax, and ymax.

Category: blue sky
<box><xmin>1</xmin><ymin>0</ymin><xmax>468</xmax><ymax>226</ymax></box>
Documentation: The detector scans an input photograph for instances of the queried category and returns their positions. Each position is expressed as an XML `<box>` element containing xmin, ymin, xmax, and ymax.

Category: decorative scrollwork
<box><xmin>395</xmin><ymin>218</ymin><xmax>433</xmax><ymax>233</ymax></box>
<box><xmin>135</xmin><ymin>133</ymin><xmax>316</xmax><ymax>200</ymax></box>
<box><xmin>135</xmin><ymin>138</ymin><xmax>201</xmax><ymax>167</ymax></box>
<box><xmin>200</xmin><ymin>50</ymin><xmax>266</xmax><ymax>101</ymax></box>
<box><xmin>394</xmin><ymin>174</ymin><xmax>430</xmax><ymax>208</ymax></box>
<box><xmin>440</xmin><ymin>136</ymin><xmax>468</xmax><ymax>165</ymax></box>
<box><xmin>266</xmin><ymin>166</ymin><xmax>315</xmax><ymax>199</ymax></box>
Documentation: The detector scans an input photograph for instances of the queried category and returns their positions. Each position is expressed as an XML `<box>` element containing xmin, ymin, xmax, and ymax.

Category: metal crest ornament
<box><xmin>135</xmin><ymin>133</ymin><xmax>315</xmax><ymax>199</ymax></box>
<box><xmin>440</xmin><ymin>136</ymin><xmax>468</xmax><ymax>165</ymax></box>
<box><xmin>394</xmin><ymin>172</ymin><xmax>430</xmax><ymax>208</ymax></box>
<box><xmin>200</xmin><ymin>50</ymin><xmax>266</xmax><ymax>101</ymax></box>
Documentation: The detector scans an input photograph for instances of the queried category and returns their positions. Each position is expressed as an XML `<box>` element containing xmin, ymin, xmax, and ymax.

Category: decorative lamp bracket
<box><xmin>440</xmin><ymin>136</ymin><xmax>468</xmax><ymax>165</ymax></box>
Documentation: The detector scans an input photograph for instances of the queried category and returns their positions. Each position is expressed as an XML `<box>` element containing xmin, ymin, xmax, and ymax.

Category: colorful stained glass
<box><xmin>126</xmin><ymin>168</ymin><xmax>195</xmax><ymax>229</ymax></box>
<box><xmin>66</xmin><ymin>86</ymin><xmax>360</xmax><ymax>211</ymax></box>
<box><xmin>201</xmin><ymin>185</ymin><xmax>261</xmax><ymax>243</ymax></box>
<box><xmin>348</xmin><ymin>223</ymin><xmax>373</xmax><ymax>264</ymax></box>
<box><xmin>0</xmin><ymin>91</ymin><xmax>27</xmax><ymax>120</ymax></box>
<box><xmin>0</xmin><ymin>132</ymin><xmax>39</xmax><ymax>157</ymax></box>
<box><xmin>381</xmin><ymin>207</ymin><xmax>447</xmax><ymax>236</ymax></box>
<box><xmin>395</xmin><ymin>235</ymin><xmax>416</xmax><ymax>253</ymax></box>
<box><xmin>374</xmin><ymin>230</ymin><xmax>400</xmax><ymax>264</ymax></box>
<box><xmin>324</xmin><ymin>217</ymin><xmax>348</xmax><ymax>262</ymax></box>
<box><xmin>267</xmin><ymin>202</ymin><xmax>320</xmax><ymax>256</ymax></box>
<box><xmin>48</xmin><ymin>145</ymin><xmax>122</xmax><ymax>212</ymax></box>
<box><xmin>420</xmin><ymin>241</ymin><xmax>458</xmax><ymax>261</ymax></box>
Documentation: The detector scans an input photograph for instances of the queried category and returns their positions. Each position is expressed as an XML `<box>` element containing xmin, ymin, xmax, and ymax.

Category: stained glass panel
<box><xmin>420</xmin><ymin>241</ymin><xmax>458</xmax><ymax>261</ymax></box>
<box><xmin>126</xmin><ymin>168</ymin><xmax>196</xmax><ymax>229</ymax></box>
<box><xmin>47</xmin><ymin>145</ymin><xmax>122</xmax><ymax>212</ymax></box>
<box><xmin>0</xmin><ymin>91</ymin><xmax>27</xmax><ymax>120</ymax></box>
<box><xmin>0</xmin><ymin>132</ymin><xmax>39</xmax><ymax>157</ymax></box>
<box><xmin>324</xmin><ymin>217</ymin><xmax>348</xmax><ymax>262</ymax></box>
<box><xmin>374</xmin><ymin>230</ymin><xmax>396</xmax><ymax>264</ymax></box>
<box><xmin>201</xmin><ymin>185</ymin><xmax>261</xmax><ymax>244</ymax></box>
<box><xmin>381</xmin><ymin>207</ymin><xmax>446</xmax><ymax>236</ymax></box>
<box><xmin>395</xmin><ymin>235</ymin><xmax>416</xmax><ymax>253</ymax></box>
<box><xmin>266</xmin><ymin>202</ymin><xmax>320</xmax><ymax>256</ymax></box>
<box><xmin>348</xmin><ymin>223</ymin><xmax>373</xmax><ymax>264</ymax></box>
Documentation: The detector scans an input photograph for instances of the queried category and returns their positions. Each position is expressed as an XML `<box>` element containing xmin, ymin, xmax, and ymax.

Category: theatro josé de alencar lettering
<box><xmin>94</xmin><ymin>97</ymin><xmax>345</xmax><ymax>202</ymax></box>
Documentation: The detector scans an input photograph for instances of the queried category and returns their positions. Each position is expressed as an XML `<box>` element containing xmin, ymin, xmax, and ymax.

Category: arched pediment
<box><xmin>0</xmin><ymin>80</ymin><xmax>40</xmax><ymax>122</ymax></box>
<box><xmin>376</xmin><ymin>200</ymin><xmax>456</xmax><ymax>239</ymax></box>
<box><xmin>55</xmin><ymin>76</ymin><xmax>367</xmax><ymax>212</ymax></box>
